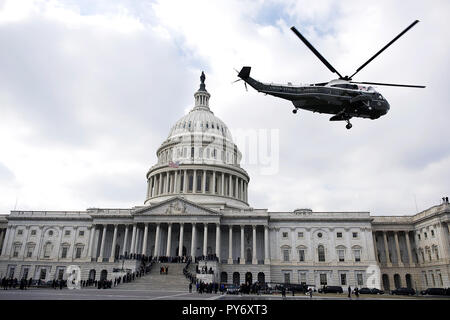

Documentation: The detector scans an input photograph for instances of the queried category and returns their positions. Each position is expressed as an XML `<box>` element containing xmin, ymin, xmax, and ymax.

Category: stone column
<box><xmin>142</xmin><ymin>223</ymin><xmax>149</xmax><ymax>256</ymax></box>
<box><xmin>1</xmin><ymin>226</ymin><xmax>11</xmax><ymax>256</ymax></box>
<box><xmin>130</xmin><ymin>224</ymin><xmax>137</xmax><ymax>255</ymax></box>
<box><xmin>122</xmin><ymin>225</ymin><xmax>129</xmax><ymax>256</ymax></box>
<box><xmin>212</xmin><ymin>171</ymin><xmax>216</xmax><ymax>194</ymax></box>
<box><xmin>174</xmin><ymin>171</ymin><xmax>178</xmax><ymax>193</ymax></box>
<box><xmin>178</xmin><ymin>223</ymin><xmax>184</xmax><ymax>256</ymax></box>
<box><xmin>202</xmin><ymin>170</ymin><xmax>206</xmax><ymax>194</ymax></box>
<box><xmin>154</xmin><ymin>223</ymin><xmax>161</xmax><ymax>257</ymax></box>
<box><xmin>165</xmin><ymin>172</ymin><xmax>170</xmax><ymax>194</ymax></box>
<box><xmin>109</xmin><ymin>224</ymin><xmax>118</xmax><ymax>262</ymax></box>
<box><xmin>221</xmin><ymin>172</ymin><xmax>225</xmax><ymax>196</ymax></box>
<box><xmin>193</xmin><ymin>170</ymin><xmax>197</xmax><ymax>193</ymax></box>
<box><xmin>405</xmin><ymin>231</ymin><xmax>413</xmax><ymax>265</ymax></box>
<box><xmin>373</xmin><ymin>232</ymin><xmax>379</xmax><ymax>262</ymax></box>
<box><xmin>166</xmin><ymin>223</ymin><xmax>172</xmax><ymax>257</ymax></box>
<box><xmin>203</xmin><ymin>224</ymin><xmax>208</xmax><ymax>256</ymax></box>
<box><xmin>87</xmin><ymin>225</ymin><xmax>96</xmax><ymax>259</ymax></box>
<box><xmin>134</xmin><ymin>227</ymin><xmax>140</xmax><ymax>254</ymax></box>
<box><xmin>97</xmin><ymin>225</ymin><xmax>107</xmax><ymax>262</ymax></box>
<box><xmin>228</xmin><ymin>225</ymin><xmax>233</xmax><ymax>264</ymax></box>
<box><xmin>235</xmin><ymin>177</ymin><xmax>239</xmax><ymax>199</ymax></box>
<box><xmin>183</xmin><ymin>170</ymin><xmax>187</xmax><ymax>193</ymax></box>
<box><xmin>383</xmin><ymin>231</ymin><xmax>391</xmax><ymax>266</ymax></box>
<box><xmin>264</xmin><ymin>225</ymin><xmax>270</xmax><ymax>264</ymax></box>
<box><xmin>240</xmin><ymin>225</ymin><xmax>245</xmax><ymax>264</ymax></box>
<box><xmin>215</xmin><ymin>224</ymin><xmax>221</xmax><ymax>261</ymax></box>
<box><xmin>240</xmin><ymin>179</ymin><xmax>243</xmax><ymax>200</ymax></box>
<box><xmin>191</xmin><ymin>223</ymin><xmax>196</xmax><ymax>258</ymax></box>
<box><xmin>394</xmin><ymin>232</ymin><xmax>403</xmax><ymax>266</ymax></box>
<box><xmin>252</xmin><ymin>225</ymin><xmax>257</xmax><ymax>264</ymax></box>
<box><xmin>229</xmin><ymin>175</ymin><xmax>233</xmax><ymax>197</ymax></box>
<box><xmin>158</xmin><ymin>173</ymin><xmax>163</xmax><ymax>195</ymax></box>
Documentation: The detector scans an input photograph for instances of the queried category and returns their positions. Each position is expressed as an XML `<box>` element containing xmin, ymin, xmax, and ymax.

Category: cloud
<box><xmin>0</xmin><ymin>0</ymin><xmax>449</xmax><ymax>216</ymax></box>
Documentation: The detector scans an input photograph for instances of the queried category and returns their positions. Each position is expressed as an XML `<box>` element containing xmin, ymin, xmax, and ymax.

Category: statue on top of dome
<box><xmin>199</xmin><ymin>71</ymin><xmax>207</xmax><ymax>91</ymax></box>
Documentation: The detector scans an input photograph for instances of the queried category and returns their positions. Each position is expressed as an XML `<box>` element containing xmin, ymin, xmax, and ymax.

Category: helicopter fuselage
<box><xmin>243</xmin><ymin>74</ymin><xmax>390</xmax><ymax>121</ymax></box>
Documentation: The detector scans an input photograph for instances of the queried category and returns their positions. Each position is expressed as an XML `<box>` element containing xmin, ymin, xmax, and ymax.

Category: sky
<box><xmin>0</xmin><ymin>0</ymin><xmax>449</xmax><ymax>216</ymax></box>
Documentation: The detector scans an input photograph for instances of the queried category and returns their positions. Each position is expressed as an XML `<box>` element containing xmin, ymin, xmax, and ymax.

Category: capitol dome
<box><xmin>144</xmin><ymin>72</ymin><xmax>250</xmax><ymax>209</ymax></box>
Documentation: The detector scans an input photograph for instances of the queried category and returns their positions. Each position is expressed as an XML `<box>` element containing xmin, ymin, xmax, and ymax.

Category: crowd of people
<box><xmin>194</xmin><ymin>254</ymin><xmax>219</xmax><ymax>263</ymax></box>
<box><xmin>196</xmin><ymin>265</ymin><xmax>214</xmax><ymax>275</ymax></box>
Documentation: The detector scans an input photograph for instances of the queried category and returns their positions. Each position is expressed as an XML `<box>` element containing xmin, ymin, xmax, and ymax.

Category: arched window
<box><xmin>318</xmin><ymin>245</ymin><xmax>325</xmax><ymax>262</ymax></box>
<box><xmin>43</xmin><ymin>242</ymin><xmax>53</xmax><ymax>258</ymax></box>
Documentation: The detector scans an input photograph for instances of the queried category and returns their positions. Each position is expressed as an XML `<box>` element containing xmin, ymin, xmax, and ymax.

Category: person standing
<box><xmin>348</xmin><ymin>286</ymin><xmax>352</xmax><ymax>299</ymax></box>
<box><xmin>355</xmin><ymin>287</ymin><xmax>359</xmax><ymax>298</ymax></box>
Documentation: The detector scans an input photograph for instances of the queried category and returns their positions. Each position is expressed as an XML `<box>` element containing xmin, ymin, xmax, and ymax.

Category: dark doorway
<box><xmin>257</xmin><ymin>272</ymin><xmax>265</xmax><ymax>284</ymax></box>
<box><xmin>245</xmin><ymin>272</ymin><xmax>252</xmax><ymax>285</ymax></box>
<box><xmin>220</xmin><ymin>272</ymin><xmax>228</xmax><ymax>283</ymax></box>
<box><xmin>382</xmin><ymin>274</ymin><xmax>390</xmax><ymax>291</ymax></box>
<box><xmin>100</xmin><ymin>270</ymin><xmax>108</xmax><ymax>281</ymax></box>
<box><xmin>89</xmin><ymin>269</ymin><xmax>96</xmax><ymax>281</ymax></box>
<box><xmin>233</xmin><ymin>272</ymin><xmax>240</xmax><ymax>285</ymax></box>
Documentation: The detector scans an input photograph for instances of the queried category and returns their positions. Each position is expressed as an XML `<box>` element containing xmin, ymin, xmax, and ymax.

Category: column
<box><xmin>158</xmin><ymin>173</ymin><xmax>163</xmax><ymax>195</ymax></box>
<box><xmin>191</xmin><ymin>223</ymin><xmax>196</xmax><ymax>258</ymax></box>
<box><xmin>252</xmin><ymin>225</ymin><xmax>257</xmax><ymax>264</ymax></box>
<box><xmin>0</xmin><ymin>229</ymin><xmax>5</xmax><ymax>256</ymax></box>
<box><xmin>154</xmin><ymin>223</ymin><xmax>160</xmax><ymax>257</ymax></box>
<box><xmin>178</xmin><ymin>223</ymin><xmax>184</xmax><ymax>256</ymax></box>
<box><xmin>1</xmin><ymin>226</ymin><xmax>11</xmax><ymax>256</ymax></box>
<box><xmin>134</xmin><ymin>227</ymin><xmax>140</xmax><ymax>254</ymax></box>
<box><xmin>87</xmin><ymin>225</ymin><xmax>96</xmax><ymax>259</ymax></box>
<box><xmin>203</xmin><ymin>224</ymin><xmax>208</xmax><ymax>256</ymax></box>
<box><xmin>109</xmin><ymin>224</ymin><xmax>118</xmax><ymax>262</ymax></box>
<box><xmin>202</xmin><ymin>170</ymin><xmax>206</xmax><ymax>194</ymax></box>
<box><xmin>215</xmin><ymin>224</ymin><xmax>221</xmax><ymax>261</ymax></box>
<box><xmin>229</xmin><ymin>175</ymin><xmax>233</xmax><ymax>197</ymax></box>
<box><xmin>212</xmin><ymin>171</ymin><xmax>216</xmax><ymax>194</ymax></box>
<box><xmin>240</xmin><ymin>179</ymin><xmax>243</xmax><ymax>200</ymax></box>
<box><xmin>174</xmin><ymin>171</ymin><xmax>178</xmax><ymax>193</ymax></box>
<box><xmin>221</xmin><ymin>172</ymin><xmax>225</xmax><ymax>196</ymax></box>
<box><xmin>166</xmin><ymin>223</ymin><xmax>172</xmax><ymax>256</ymax></box>
<box><xmin>235</xmin><ymin>177</ymin><xmax>239</xmax><ymax>199</ymax></box>
<box><xmin>240</xmin><ymin>225</ymin><xmax>245</xmax><ymax>264</ymax></box>
<box><xmin>383</xmin><ymin>231</ymin><xmax>391</xmax><ymax>266</ymax></box>
<box><xmin>193</xmin><ymin>170</ymin><xmax>197</xmax><ymax>193</ymax></box>
<box><xmin>130</xmin><ymin>224</ymin><xmax>137</xmax><ymax>255</ymax></box>
<box><xmin>373</xmin><ymin>232</ymin><xmax>379</xmax><ymax>263</ymax></box>
<box><xmin>394</xmin><ymin>232</ymin><xmax>403</xmax><ymax>266</ymax></box>
<box><xmin>97</xmin><ymin>224</ymin><xmax>107</xmax><ymax>262</ymax></box>
<box><xmin>122</xmin><ymin>225</ymin><xmax>129</xmax><ymax>256</ymax></box>
<box><xmin>142</xmin><ymin>223</ymin><xmax>149</xmax><ymax>256</ymax></box>
<box><xmin>149</xmin><ymin>176</ymin><xmax>153</xmax><ymax>197</ymax></box>
<box><xmin>405</xmin><ymin>231</ymin><xmax>413</xmax><ymax>265</ymax></box>
<box><xmin>183</xmin><ymin>170</ymin><xmax>187</xmax><ymax>193</ymax></box>
<box><xmin>264</xmin><ymin>225</ymin><xmax>270</xmax><ymax>264</ymax></box>
<box><xmin>165</xmin><ymin>172</ymin><xmax>169</xmax><ymax>194</ymax></box>
<box><xmin>228</xmin><ymin>225</ymin><xmax>233</xmax><ymax>264</ymax></box>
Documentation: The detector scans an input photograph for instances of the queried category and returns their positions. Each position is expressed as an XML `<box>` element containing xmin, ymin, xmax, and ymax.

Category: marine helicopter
<box><xmin>235</xmin><ymin>20</ymin><xmax>425</xmax><ymax>129</ymax></box>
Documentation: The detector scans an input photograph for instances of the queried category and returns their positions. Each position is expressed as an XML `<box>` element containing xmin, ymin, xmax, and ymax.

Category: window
<box><xmin>424</xmin><ymin>232</ymin><xmax>427</xmax><ymax>239</ymax></box>
<box><xmin>431</xmin><ymin>230</ymin><xmax>435</xmax><ymax>237</ymax></box>
<box><xmin>61</xmin><ymin>247</ymin><xmax>68</xmax><ymax>259</ymax></box>
<box><xmin>317</xmin><ymin>232</ymin><xmax>322</xmax><ymax>238</ymax></box>
<box><xmin>352</xmin><ymin>232</ymin><xmax>358</xmax><ymax>238</ymax></box>
<box><xmin>357</xmin><ymin>273</ymin><xmax>364</xmax><ymax>286</ymax></box>
<box><xmin>191</xmin><ymin>147</ymin><xmax>194</xmax><ymax>158</ymax></box>
<box><xmin>75</xmin><ymin>247</ymin><xmax>82</xmax><ymax>259</ymax></box>
<box><xmin>354</xmin><ymin>249</ymin><xmax>361</xmax><ymax>262</ymax></box>
<box><xmin>297</xmin><ymin>232</ymin><xmax>304</xmax><ymax>238</ymax></box>
<box><xmin>58</xmin><ymin>269</ymin><xmax>65</xmax><ymax>280</ymax></box>
<box><xmin>318</xmin><ymin>245</ymin><xmax>325</xmax><ymax>262</ymax></box>
<box><xmin>418</xmin><ymin>234</ymin><xmax>421</xmax><ymax>240</ymax></box>
<box><xmin>48</xmin><ymin>230</ymin><xmax>53</xmax><ymax>236</ymax></box>
<box><xmin>282</xmin><ymin>232</ymin><xmax>288</xmax><ymax>239</ymax></box>
<box><xmin>17</xmin><ymin>229</ymin><xmax>23</xmax><ymax>235</ymax></box>
<box><xmin>13</xmin><ymin>245</ymin><xmax>21</xmax><ymax>257</ymax></box>
<box><xmin>44</xmin><ymin>242</ymin><xmax>52</xmax><ymax>258</ymax></box>
<box><xmin>283</xmin><ymin>249</ymin><xmax>290</xmax><ymax>262</ymax></box>
<box><xmin>337</xmin><ymin>232</ymin><xmax>342</xmax><ymax>238</ymax></box>
<box><xmin>39</xmin><ymin>269</ymin><xmax>47</xmax><ymax>280</ymax></box>
<box><xmin>298</xmin><ymin>249</ymin><xmax>305</xmax><ymax>262</ymax></box>
<box><xmin>64</xmin><ymin>230</ymin><xmax>71</xmax><ymax>236</ymax></box>
<box><xmin>340</xmin><ymin>274</ymin><xmax>347</xmax><ymax>285</ymax></box>
<box><xmin>300</xmin><ymin>272</ymin><xmax>307</xmax><ymax>284</ymax></box>
<box><xmin>320</xmin><ymin>274</ymin><xmax>327</xmax><ymax>285</ymax></box>
<box><xmin>284</xmin><ymin>273</ymin><xmax>290</xmax><ymax>284</ymax></box>
<box><xmin>26</xmin><ymin>245</ymin><xmax>34</xmax><ymax>258</ymax></box>
<box><xmin>79</xmin><ymin>230</ymin><xmax>84</xmax><ymax>237</ymax></box>
<box><xmin>338</xmin><ymin>249</ymin><xmax>345</xmax><ymax>262</ymax></box>
<box><xmin>31</xmin><ymin>230</ymin><xmax>36</xmax><ymax>236</ymax></box>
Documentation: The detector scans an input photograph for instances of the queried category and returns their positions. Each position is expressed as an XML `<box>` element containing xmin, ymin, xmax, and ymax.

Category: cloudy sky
<box><xmin>0</xmin><ymin>0</ymin><xmax>449</xmax><ymax>216</ymax></box>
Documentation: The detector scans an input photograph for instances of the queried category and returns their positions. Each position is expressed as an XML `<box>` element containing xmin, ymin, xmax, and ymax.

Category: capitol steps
<box><xmin>116</xmin><ymin>262</ymin><xmax>193</xmax><ymax>291</ymax></box>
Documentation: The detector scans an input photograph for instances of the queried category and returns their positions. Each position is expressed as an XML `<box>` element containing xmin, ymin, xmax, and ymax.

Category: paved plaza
<box><xmin>0</xmin><ymin>287</ymin><xmax>449</xmax><ymax>300</ymax></box>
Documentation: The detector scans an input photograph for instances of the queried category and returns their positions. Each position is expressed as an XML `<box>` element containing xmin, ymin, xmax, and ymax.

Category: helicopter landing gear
<box><xmin>292</xmin><ymin>108</ymin><xmax>298</xmax><ymax>114</ymax></box>
<box><xmin>345</xmin><ymin>120</ymin><xmax>352</xmax><ymax>130</ymax></box>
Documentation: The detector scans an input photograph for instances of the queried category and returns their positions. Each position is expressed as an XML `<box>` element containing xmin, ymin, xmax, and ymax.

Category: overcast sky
<box><xmin>0</xmin><ymin>0</ymin><xmax>449</xmax><ymax>216</ymax></box>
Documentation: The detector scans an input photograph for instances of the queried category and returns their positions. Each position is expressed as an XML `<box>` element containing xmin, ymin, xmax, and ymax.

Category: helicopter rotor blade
<box><xmin>349</xmin><ymin>20</ymin><xmax>420</xmax><ymax>79</ymax></box>
<box><xmin>244</xmin><ymin>82</ymin><xmax>248</xmax><ymax>91</ymax></box>
<box><xmin>290</xmin><ymin>26</ymin><xmax>343</xmax><ymax>79</ymax></box>
<box><xmin>351</xmin><ymin>81</ymin><xmax>425</xmax><ymax>88</ymax></box>
<box><xmin>231</xmin><ymin>78</ymin><xmax>241</xmax><ymax>84</ymax></box>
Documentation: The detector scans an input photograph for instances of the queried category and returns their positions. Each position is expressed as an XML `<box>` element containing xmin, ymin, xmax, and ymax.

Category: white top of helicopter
<box><xmin>266</xmin><ymin>78</ymin><xmax>377</xmax><ymax>92</ymax></box>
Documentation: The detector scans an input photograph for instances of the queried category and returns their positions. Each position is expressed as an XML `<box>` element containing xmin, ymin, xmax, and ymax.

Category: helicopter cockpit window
<box><xmin>331</xmin><ymin>83</ymin><xmax>359</xmax><ymax>90</ymax></box>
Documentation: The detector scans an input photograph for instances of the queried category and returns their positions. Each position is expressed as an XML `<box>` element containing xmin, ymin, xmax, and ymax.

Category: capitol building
<box><xmin>0</xmin><ymin>73</ymin><xmax>449</xmax><ymax>292</ymax></box>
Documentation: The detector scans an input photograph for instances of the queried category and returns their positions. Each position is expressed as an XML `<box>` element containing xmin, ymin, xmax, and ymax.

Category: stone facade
<box><xmin>0</xmin><ymin>74</ymin><xmax>448</xmax><ymax>291</ymax></box>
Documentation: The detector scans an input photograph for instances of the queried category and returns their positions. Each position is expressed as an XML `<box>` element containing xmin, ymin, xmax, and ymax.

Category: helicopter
<box><xmin>235</xmin><ymin>20</ymin><xmax>425</xmax><ymax>129</ymax></box>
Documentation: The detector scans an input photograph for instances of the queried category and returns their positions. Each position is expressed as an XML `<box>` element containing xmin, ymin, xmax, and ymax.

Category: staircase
<box><xmin>117</xmin><ymin>262</ymin><xmax>194</xmax><ymax>291</ymax></box>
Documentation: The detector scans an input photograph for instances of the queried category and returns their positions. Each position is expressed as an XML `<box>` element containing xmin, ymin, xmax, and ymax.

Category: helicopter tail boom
<box><xmin>238</xmin><ymin>66</ymin><xmax>251</xmax><ymax>80</ymax></box>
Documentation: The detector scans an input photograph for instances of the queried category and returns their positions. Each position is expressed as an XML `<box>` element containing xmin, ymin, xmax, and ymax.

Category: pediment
<box><xmin>133</xmin><ymin>197</ymin><xmax>220</xmax><ymax>217</ymax></box>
